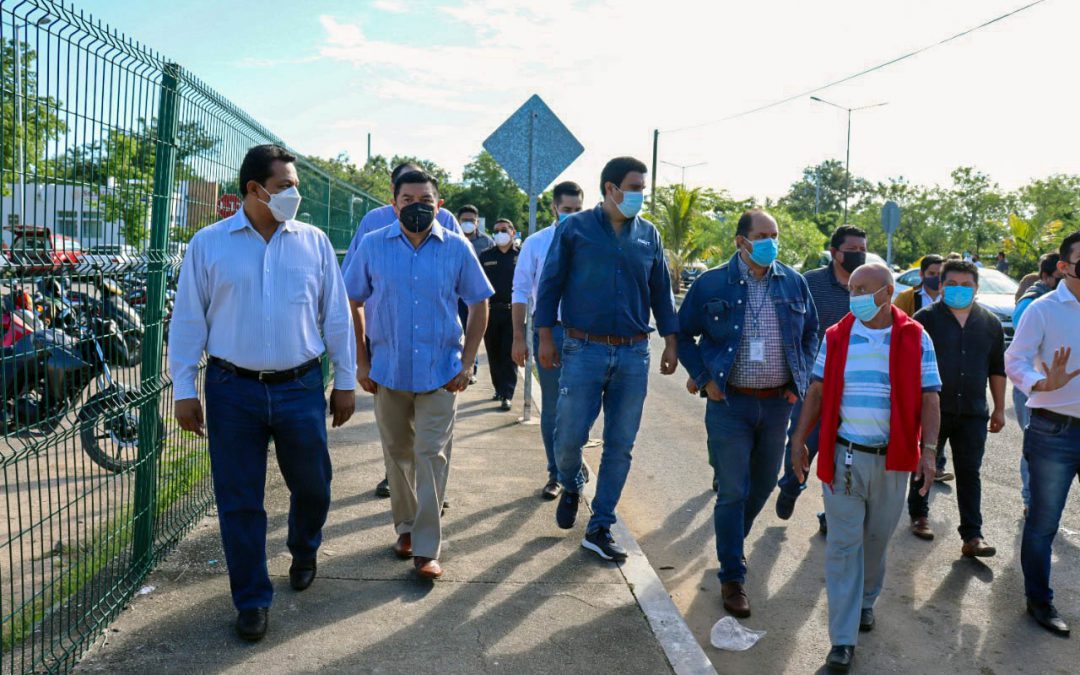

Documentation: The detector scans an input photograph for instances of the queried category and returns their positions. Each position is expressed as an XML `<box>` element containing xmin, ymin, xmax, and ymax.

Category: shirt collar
<box><xmin>1052</xmin><ymin>280</ymin><xmax>1080</xmax><ymax>305</ymax></box>
<box><xmin>385</xmin><ymin>220</ymin><xmax>447</xmax><ymax>242</ymax></box>
<box><xmin>735</xmin><ymin>251</ymin><xmax>776</xmax><ymax>279</ymax></box>
<box><xmin>227</xmin><ymin>206</ymin><xmax>298</xmax><ymax>234</ymax></box>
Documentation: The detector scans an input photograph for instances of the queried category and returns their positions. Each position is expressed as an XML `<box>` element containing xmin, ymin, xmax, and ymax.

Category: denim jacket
<box><xmin>677</xmin><ymin>253</ymin><xmax>819</xmax><ymax>397</ymax></box>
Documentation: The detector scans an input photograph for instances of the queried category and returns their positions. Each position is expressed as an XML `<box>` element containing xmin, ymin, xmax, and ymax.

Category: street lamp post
<box><xmin>810</xmin><ymin>96</ymin><xmax>887</xmax><ymax>224</ymax></box>
<box><xmin>10</xmin><ymin>15</ymin><xmax>53</xmax><ymax>226</ymax></box>
<box><xmin>659</xmin><ymin>160</ymin><xmax>707</xmax><ymax>186</ymax></box>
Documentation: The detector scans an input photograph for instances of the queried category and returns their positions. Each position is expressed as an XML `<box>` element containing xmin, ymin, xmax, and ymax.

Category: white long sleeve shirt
<box><xmin>168</xmin><ymin>208</ymin><xmax>356</xmax><ymax>401</ymax></box>
<box><xmin>1005</xmin><ymin>281</ymin><xmax>1080</xmax><ymax>417</ymax></box>
<box><xmin>511</xmin><ymin>223</ymin><xmax>558</xmax><ymax>308</ymax></box>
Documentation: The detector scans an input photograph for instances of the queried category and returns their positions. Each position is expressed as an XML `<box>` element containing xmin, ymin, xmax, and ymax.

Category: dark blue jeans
<box><xmin>533</xmin><ymin>324</ymin><xmax>564</xmax><ymax>480</ymax></box>
<box><xmin>554</xmin><ymin>336</ymin><xmax>650</xmax><ymax>532</ymax></box>
<box><xmin>777</xmin><ymin>399</ymin><xmax>821</xmax><ymax>500</ymax></box>
<box><xmin>204</xmin><ymin>362</ymin><xmax>331</xmax><ymax>610</ymax></box>
<box><xmin>1021</xmin><ymin>411</ymin><xmax>1080</xmax><ymax>604</ymax></box>
<box><xmin>708</xmin><ymin>392</ymin><xmax>793</xmax><ymax>583</ymax></box>
<box><xmin>908</xmin><ymin>413</ymin><xmax>988</xmax><ymax>540</ymax></box>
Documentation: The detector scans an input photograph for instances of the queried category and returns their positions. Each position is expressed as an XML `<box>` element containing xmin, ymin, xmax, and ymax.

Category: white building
<box><xmin>1</xmin><ymin>182</ymin><xmax>127</xmax><ymax>249</ymax></box>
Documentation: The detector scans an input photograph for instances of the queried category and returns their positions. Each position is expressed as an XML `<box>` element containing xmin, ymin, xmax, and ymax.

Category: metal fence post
<box><xmin>132</xmin><ymin>62</ymin><xmax>180</xmax><ymax>572</ymax></box>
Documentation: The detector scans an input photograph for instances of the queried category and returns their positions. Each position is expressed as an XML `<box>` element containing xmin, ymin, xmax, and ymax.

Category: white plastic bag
<box><xmin>710</xmin><ymin>616</ymin><xmax>766</xmax><ymax>651</ymax></box>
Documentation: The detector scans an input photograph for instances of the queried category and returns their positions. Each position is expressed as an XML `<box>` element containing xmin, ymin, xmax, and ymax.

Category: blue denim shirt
<box><xmin>534</xmin><ymin>204</ymin><xmax>678</xmax><ymax>337</ymax></box>
<box><xmin>342</xmin><ymin>222</ymin><xmax>494</xmax><ymax>392</ymax></box>
<box><xmin>677</xmin><ymin>253</ymin><xmax>819</xmax><ymax>397</ymax></box>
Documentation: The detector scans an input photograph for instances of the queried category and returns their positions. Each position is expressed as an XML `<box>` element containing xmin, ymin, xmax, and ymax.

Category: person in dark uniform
<box><xmin>479</xmin><ymin>218</ymin><xmax>520</xmax><ymax>411</ymax></box>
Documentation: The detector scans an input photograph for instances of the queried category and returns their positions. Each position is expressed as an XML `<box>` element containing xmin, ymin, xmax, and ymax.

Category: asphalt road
<box><xmin>599</xmin><ymin>335</ymin><xmax>1079</xmax><ymax>674</ymax></box>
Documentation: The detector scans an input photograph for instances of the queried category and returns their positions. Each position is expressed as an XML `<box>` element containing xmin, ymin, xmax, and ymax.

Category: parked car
<box><xmin>681</xmin><ymin>262</ymin><xmax>707</xmax><ymax>287</ymax></box>
<box><xmin>82</xmin><ymin>244</ymin><xmax>140</xmax><ymax>271</ymax></box>
<box><xmin>893</xmin><ymin>266</ymin><xmax>1018</xmax><ymax>344</ymax></box>
<box><xmin>3</xmin><ymin>225</ymin><xmax>85</xmax><ymax>274</ymax></box>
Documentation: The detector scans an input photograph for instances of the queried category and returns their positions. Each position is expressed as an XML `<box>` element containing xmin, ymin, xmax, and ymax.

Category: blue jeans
<box><xmin>708</xmin><ymin>392</ymin><xmax>793</xmax><ymax>583</ymax></box>
<box><xmin>204</xmin><ymin>362</ymin><xmax>331</xmax><ymax>610</ymax></box>
<box><xmin>1021</xmin><ymin>411</ymin><xmax>1080</xmax><ymax>604</ymax></box>
<box><xmin>777</xmin><ymin>398</ymin><xmax>821</xmax><ymax>500</ymax></box>
<box><xmin>554</xmin><ymin>336</ymin><xmax>650</xmax><ymax>532</ymax></box>
<box><xmin>1014</xmin><ymin>387</ymin><xmax>1032</xmax><ymax>506</ymax></box>
<box><xmin>533</xmin><ymin>325</ymin><xmax>564</xmax><ymax>480</ymax></box>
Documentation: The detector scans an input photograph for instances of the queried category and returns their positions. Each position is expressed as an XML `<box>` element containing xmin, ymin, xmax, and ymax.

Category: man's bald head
<box><xmin>736</xmin><ymin>209</ymin><xmax>778</xmax><ymax>239</ymax></box>
<box><xmin>850</xmin><ymin>262</ymin><xmax>892</xmax><ymax>290</ymax></box>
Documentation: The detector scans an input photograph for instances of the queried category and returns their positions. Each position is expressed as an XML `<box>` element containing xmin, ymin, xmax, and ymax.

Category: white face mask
<box><xmin>257</xmin><ymin>184</ymin><xmax>302</xmax><ymax>223</ymax></box>
<box><xmin>494</xmin><ymin>232</ymin><xmax>512</xmax><ymax>247</ymax></box>
<box><xmin>461</xmin><ymin>220</ymin><xmax>477</xmax><ymax>234</ymax></box>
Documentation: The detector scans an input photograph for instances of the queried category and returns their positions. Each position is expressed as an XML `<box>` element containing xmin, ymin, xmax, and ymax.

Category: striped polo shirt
<box><xmin>812</xmin><ymin>321</ymin><xmax>942</xmax><ymax>446</ymax></box>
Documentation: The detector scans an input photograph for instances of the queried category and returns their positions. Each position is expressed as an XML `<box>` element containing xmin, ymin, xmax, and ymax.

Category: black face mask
<box><xmin>400</xmin><ymin>202</ymin><xmax>436</xmax><ymax>234</ymax></box>
<box><xmin>838</xmin><ymin>251</ymin><xmax>866</xmax><ymax>274</ymax></box>
<box><xmin>923</xmin><ymin>275</ymin><xmax>941</xmax><ymax>292</ymax></box>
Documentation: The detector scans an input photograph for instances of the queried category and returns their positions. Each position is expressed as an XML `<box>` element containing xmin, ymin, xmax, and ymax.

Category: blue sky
<box><xmin>74</xmin><ymin>0</ymin><xmax>1079</xmax><ymax>203</ymax></box>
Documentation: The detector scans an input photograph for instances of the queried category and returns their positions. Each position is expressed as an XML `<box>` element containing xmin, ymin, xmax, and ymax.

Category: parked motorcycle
<box><xmin>67</xmin><ymin>278</ymin><xmax>144</xmax><ymax>366</ymax></box>
<box><xmin>0</xmin><ymin>317</ymin><xmax>160</xmax><ymax>473</ymax></box>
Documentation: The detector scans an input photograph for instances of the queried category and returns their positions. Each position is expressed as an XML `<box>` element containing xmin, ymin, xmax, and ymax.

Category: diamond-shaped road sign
<box><xmin>483</xmin><ymin>95</ymin><xmax>583</xmax><ymax>197</ymax></box>
<box><xmin>881</xmin><ymin>200</ymin><xmax>901</xmax><ymax>234</ymax></box>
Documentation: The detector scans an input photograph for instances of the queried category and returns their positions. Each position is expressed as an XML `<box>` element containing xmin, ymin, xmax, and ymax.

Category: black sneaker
<box><xmin>582</xmin><ymin>528</ymin><xmax>628</xmax><ymax>562</ymax></box>
<box><xmin>375</xmin><ymin>477</ymin><xmax>391</xmax><ymax>498</ymax></box>
<box><xmin>818</xmin><ymin>512</ymin><xmax>828</xmax><ymax>536</ymax></box>
<box><xmin>859</xmin><ymin>608</ymin><xmax>875</xmax><ymax>632</ymax></box>
<box><xmin>826</xmin><ymin>645</ymin><xmax>854</xmax><ymax>672</ymax></box>
<box><xmin>556</xmin><ymin>491</ymin><xmax>580</xmax><ymax>529</ymax></box>
<box><xmin>775</xmin><ymin>490</ymin><xmax>797</xmax><ymax>520</ymax></box>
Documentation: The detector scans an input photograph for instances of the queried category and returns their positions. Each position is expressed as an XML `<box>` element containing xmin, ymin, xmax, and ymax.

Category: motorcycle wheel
<box><xmin>79</xmin><ymin>387</ymin><xmax>163</xmax><ymax>474</ymax></box>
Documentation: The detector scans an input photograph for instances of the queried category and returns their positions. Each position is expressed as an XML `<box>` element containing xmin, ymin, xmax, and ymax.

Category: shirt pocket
<box><xmin>703</xmin><ymin>298</ymin><xmax>732</xmax><ymax>342</ymax></box>
<box><xmin>287</xmin><ymin>266</ymin><xmax>319</xmax><ymax>305</ymax></box>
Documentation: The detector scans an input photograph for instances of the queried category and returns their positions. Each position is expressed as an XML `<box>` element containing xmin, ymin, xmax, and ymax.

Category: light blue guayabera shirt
<box><xmin>343</xmin><ymin>222</ymin><xmax>494</xmax><ymax>392</ymax></box>
<box><xmin>340</xmin><ymin>204</ymin><xmax>460</xmax><ymax>274</ymax></box>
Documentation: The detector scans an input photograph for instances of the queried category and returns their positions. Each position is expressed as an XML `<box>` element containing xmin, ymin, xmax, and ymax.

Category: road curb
<box><xmin>522</xmin><ymin>369</ymin><xmax>716</xmax><ymax>675</ymax></box>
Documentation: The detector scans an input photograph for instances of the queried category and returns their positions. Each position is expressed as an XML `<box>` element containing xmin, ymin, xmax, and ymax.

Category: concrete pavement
<box><xmin>76</xmin><ymin>367</ymin><xmax>676</xmax><ymax>674</ymax></box>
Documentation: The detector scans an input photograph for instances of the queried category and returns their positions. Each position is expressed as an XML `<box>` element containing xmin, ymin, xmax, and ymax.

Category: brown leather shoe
<box><xmin>393</xmin><ymin>533</ymin><xmax>413</xmax><ymax>559</ymax></box>
<box><xmin>721</xmin><ymin>581</ymin><xmax>751</xmax><ymax>618</ymax></box>
<box><xmin>961</xmin><ymin>537</ymin><xmax>996</xmax><ymax>558</ymax></box>
<box><xmin>414</xmin><ymin>557</ymin><xmax>443</xmax><ymax>579</ymax></box>
<box><xmin>910</xmin><ymin>517</ymin><xmax>935</xmax><ymax>541</ymax></box>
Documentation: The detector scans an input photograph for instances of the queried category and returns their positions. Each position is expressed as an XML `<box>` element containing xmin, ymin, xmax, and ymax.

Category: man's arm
<box><xmin>318</xmin><ymin>235</ymin><xmax>356</xmax><ymax>428</ymax></box>
<box><xmin>535</xmin><ymin>225</ymin><xmax>571</xmax><ymax>368</ymax></box>
<box><xmin>1005</xmin><ymin>302</ymin><xmax>1048</xmax><ymax>394</ymax></box>
<box><xmin>675</xmin><ymin>280</ymin><xmax>708</xmax><ymax>385</ymax></box>
<box><xmin>799</xmin><ymin>276</ymin><xmax>820</xmax><ymax>379</ymax></box>
<box><xmin>789</xmin><ymin>380</ymin><xmax>824</xmax><ymax>483</ymax></box>
<box><xmin>988</xmin><ymin>319</ymin><xmax>1007</xmax><ymax>432</ymax></box>
<box><xmin>648</xmin><ymin>230</ymin><xmax>679</xmax><ymax>337</ymax></box>
<box><xmin>447</xmin><ymin>240</ymin><xmax>496</xmax><ymax>390</ymax></box>
<box><xmin>511</xmin><ymin>302</ymin><xmax>529</xmax><ymax>367</ymax></box>
<box><xmin>915</xmin><ymin>392</ymin><xmax>941</xmax><ymax>495</ymax></box>
<box><xmin>168</xmin><ymin>236</ymin><xmax>211</xmax><ymax>436</ymax></box>
<box><xmin>510</xmin><ymin>237</ymin><xmax>536</xmax><ymax>367</ymax></box>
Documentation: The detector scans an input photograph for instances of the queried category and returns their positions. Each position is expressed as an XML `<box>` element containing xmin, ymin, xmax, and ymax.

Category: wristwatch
<box><xmin>921</xmin><ymin>442</ymin><xmax>938</xmax><ymax>454</ymax></box>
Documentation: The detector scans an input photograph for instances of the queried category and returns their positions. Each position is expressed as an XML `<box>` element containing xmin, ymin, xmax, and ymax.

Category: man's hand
<box><xmin>704</xmin><ymin>380</ymin><xmax>725</xmax><ymax>402</ymax></box>
<box><xmin>790</xmin><ymin>438</ymin><xmax>810</xmax><ymax>484</ymax></box>
<box><xmin>512</xmin><ymin>334</ymin><xmax>529</xmax><ymax>368</ymax></box>
<box><xmin>784</xmin><ymin>390</ymin><xmax>798</xmax><ymax>405</ymax></box>
<box><xmin>989</xmin><ymin>407</ymin><xmax>1005</xmax><ymax>433</ymax></box>
<box><xmin>175</xmin><ymin>398</ymin><xmax>205</xmax><ymax>437</ymax></box>
<box><xmin>915</xmin><ymin>451</ymin><xmax>937</xmax><ymax>496</ymax></box>
<box><xmin>1037</xmin><ymin>346</ymin><xmax>1080</xmax><ymax>392</ymax></box>
<box><xmin>329</xmin><ymin>389</ymin><xmax>355</xmax><ymax>428</ymax></box>
<box><xmin>659</xmin><ymin>339</ymin><xmax>678</xmax><ymax>375</ymax></box>
<box><xmin>356</xmin><ymin>361</ymin><xmax>378</xmax><ymax>395</ymax></box>
<box><xmin>444</xmin><ymin>368</ymin><xmax>471</xmax><ymax>393</ymax></box>
<box><xmin>538</xmin><ymin>332</ymin><xmax>559</xmax><ymax>369</ymax></box>
<box><xmin>686</xmin><ymin>377</ymin><xmax>699</xmax><ymax>395</ymax></box>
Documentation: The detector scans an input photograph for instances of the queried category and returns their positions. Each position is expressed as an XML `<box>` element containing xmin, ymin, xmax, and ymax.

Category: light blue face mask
<box><xmin>850</xmin><ymin>288</ymin><xmax>885</xmax><ymax>323</ymax></box>
<box><xmin>557</xmin><ymin>212</ymin><xmax>571</xmax><ymax>223</ymax></box>
<box><xmin>744</xmin><ymin>237</ymin><xmax>779</xmax><ymax>267</ymax></box>
<box><xmin>943</xmin><ymin>285</ymin><xmax>975</xmax><ymax>309</ymax></box>
<box><xmin>616</xmin><ymin>189</ymin><xmax>644</xmax><ymax>218</ymax></box>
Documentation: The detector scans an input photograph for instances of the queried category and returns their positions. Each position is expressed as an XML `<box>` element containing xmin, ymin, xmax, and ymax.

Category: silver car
<box><xmin>893</xmin><ymin>267</ymin><xmax>1018</xmax><ymax>344</ymax></box>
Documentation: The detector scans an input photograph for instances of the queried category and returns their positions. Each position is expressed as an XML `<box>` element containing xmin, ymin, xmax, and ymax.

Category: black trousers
<box><xmin>908</xmin><ymin>412</ymin><xmax>988</xmax><ymax>541</ymax></box>
<box><xmin>484</xmin><ymin>308</ymin><xmax>517</xmax><ymax>400</ymax></box>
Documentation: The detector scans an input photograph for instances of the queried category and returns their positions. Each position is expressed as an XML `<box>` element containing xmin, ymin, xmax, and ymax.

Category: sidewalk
<box><xmin>77</xmin><ymin>368</ymin><xmax>677</xmax><ymax>674</ymax></box>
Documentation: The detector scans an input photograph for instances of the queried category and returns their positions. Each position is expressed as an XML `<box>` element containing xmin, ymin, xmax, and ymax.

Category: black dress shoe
<box><xmin>542</xmin><ymin>479</ymin><xmax>562</xmax><ymax>500</ymax></box>
<box><xmin>556</xmin><ymin>491</ymin><xmax>580</xmax><ymax>529</ymax></box>
<box><xmin>499</xmin><ymin>398</ymin><xmax>512</xmax><ymax>411</ymax></box>
<box><xmin>236</xmin><ymin>607</ymin><xmax>269</xmax><ymax>642</ymax></box>
<box><xmin>1028</xmin><ymin>600</ymin><xmax>1070</xmax><ymax>637</ymax></box>
<box><xmin>859</xmin><ymin>607</ymin><xmax>875</xmax><ymax>632</ymax></box>
<box><xmin>375</xmin><ymin>477</ymin><xmax>391</xmax><ymax>498</ymax></box>
<box><xmin>818</xmin><ymin>512</ymin><xmax>828</xmax><ymax>536</ymax></box>
<box><xmin>289</xmin><ymin>559</ymin><xmax>316</xmax><ymax>591</ymax></box>
<box><xmin>826</xmin><ymin>645</ymin><xmax>854</xmax><ymax>672</ymax></box>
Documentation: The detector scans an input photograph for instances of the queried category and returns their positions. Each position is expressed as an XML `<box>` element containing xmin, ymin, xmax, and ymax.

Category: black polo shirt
<box><xmin>802</xmin><ymin>263</ymin><xmax>849</xmax><ymax>342</ymax></box>
<box><xmin>912</xmin><ymin>301</ymin><xmax>1005</xmax><ymax>417</ymax></box>
<box><xmin>479</xmin><ymin>244</ymin><xmax>518</xmax><ymax>307</ymax></box>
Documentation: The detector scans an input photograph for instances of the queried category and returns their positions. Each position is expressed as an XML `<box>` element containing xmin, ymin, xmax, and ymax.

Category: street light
<box><xmin>350</xmin><ymin>196</ymin><xmax>365</xmax><ymax>225</ymax></box>
<box><xmin>659</xmin><ymin>160</ymin><xmax>707</xmax><ymax>186</ymax></box>
<box><xmin>810</xmin><ymin>95</ymin><xmax>887</xmax><ymax>224</ymax></box>
<box><xmin>11</xmin><ymin>14</ymin><xmax>53</xmax><ymax>226</ymax></box>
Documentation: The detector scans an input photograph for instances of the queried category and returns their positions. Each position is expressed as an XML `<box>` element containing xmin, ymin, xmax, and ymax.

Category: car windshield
<box><xmin>976</xmin><ymin>269</ymin><xmax>1018</xmax><ymax>294</ymax></box>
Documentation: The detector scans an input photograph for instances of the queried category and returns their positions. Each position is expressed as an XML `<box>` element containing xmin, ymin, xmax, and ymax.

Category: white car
<box><xmin>893</xmin><ymin>266</ymin><xmax>1018</xmax><ymax>344</ymax></box>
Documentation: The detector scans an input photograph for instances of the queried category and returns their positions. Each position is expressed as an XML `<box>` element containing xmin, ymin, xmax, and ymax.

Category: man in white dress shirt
<box><xmin>169</xmin><ymin>145</ymin><xmax>356</xmax><ymax>642</ymax></box>
<box><xmin>510</xmin><ymin>181</ymin><xmax>584</xmax><ymax>499</ymax></box>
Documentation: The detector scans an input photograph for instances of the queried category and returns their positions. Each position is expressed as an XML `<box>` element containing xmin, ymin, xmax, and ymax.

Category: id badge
<box><xmin>749</xmin><ymin>339</ymin><xmax>765</xmax><ymax>362</ymax></box>
<box><xmin>845</xmin><ymin>451</ymin><xmax>854</xmax><ymax>467</ymax></box>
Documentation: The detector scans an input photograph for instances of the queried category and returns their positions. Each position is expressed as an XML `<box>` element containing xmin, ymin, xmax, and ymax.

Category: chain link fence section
<box><xmin>0</xmin><ymin>2</ymin><xmax>378</xmax><ymax>672</ymax></box>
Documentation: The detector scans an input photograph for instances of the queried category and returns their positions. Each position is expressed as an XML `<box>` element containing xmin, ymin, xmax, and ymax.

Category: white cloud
<box><xmin>373</xmin><ymin>0</ymin><xmax>408</xmax><ymax>13</ymax></box>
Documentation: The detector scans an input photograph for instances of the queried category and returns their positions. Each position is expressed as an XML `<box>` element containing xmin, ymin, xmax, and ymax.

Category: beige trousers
<box><xmin>373</xmin><ymin>386</ymin><xmax>456</xmax><ymax>560</ymax></box>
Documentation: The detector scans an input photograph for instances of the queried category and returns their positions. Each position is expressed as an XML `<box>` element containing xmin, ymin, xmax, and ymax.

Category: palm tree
<box><xmin>652</xmin><ymin>185</ymin><xmax>707</xmax><ymax>292</ymax></box>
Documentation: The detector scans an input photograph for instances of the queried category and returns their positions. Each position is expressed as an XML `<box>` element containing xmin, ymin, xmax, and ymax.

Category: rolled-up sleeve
<box><xmin>342</xmin><ymin>234</ymin><xmax>375</xmax><ymax>304</ymax></box>
<box><xmin>512</xmin><ymin>236</ymin><xmax>536</xmax><ymax>305</ymax></box>
<box><xmin>318</xmin><ymin>235</ymin><xmax>356</xmax><ymax>390</ymax></box>
<box><xmin>167</xmin><ymin>235</ymin><xmax>209</xmax><ymax>401</ymax></box>
<box><xmin>535</xmin><ymin>225</ymin><xmax>570</xmax><ymax>328</ymax></box>
<box><xmin>457</xmin><ymin>241</ymin><xmax>495</xmax><ymax>305</ymax></box>
<box><xmin>649</xmin><ymin>229</ymin><xmax>679</xmax><ymax>336</ymax></box>
<box><xmin>1006</xmin><ymin>303</ymin><xmax>1047</xmax><ymax>394</ymax></box>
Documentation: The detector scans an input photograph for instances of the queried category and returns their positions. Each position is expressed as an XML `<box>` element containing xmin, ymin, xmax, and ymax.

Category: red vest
<box><xmin>817</xmin><ymin>306</ymin><xmax>925</xmax><ymax>484</ymax></box>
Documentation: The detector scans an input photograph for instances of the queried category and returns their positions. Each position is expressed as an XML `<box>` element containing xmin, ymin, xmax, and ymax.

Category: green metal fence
<box><xmin>0</xmin><ymin>2</ymin><xmax>379</xmax><ymax>672</ymax></box>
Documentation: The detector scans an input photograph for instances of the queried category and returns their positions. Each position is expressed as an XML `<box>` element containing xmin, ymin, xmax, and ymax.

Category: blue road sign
<box><xmin>483</xmin><ymin>95</ymin><xmax>583</xmax><ymax>197</ymax></box>
<box><xmin>882</xmin><ymin>200</ymin><xmax>901</xmax><ymax>234</ymax></box>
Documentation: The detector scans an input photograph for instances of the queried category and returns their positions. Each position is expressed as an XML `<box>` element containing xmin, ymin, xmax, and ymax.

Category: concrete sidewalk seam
<box><xmin>523</xmin><ymin>370</ymin><xmax>717</xmax><ymax>675</ymax></box>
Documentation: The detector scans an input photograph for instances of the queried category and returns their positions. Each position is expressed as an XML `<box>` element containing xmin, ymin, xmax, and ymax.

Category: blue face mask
<box><xmin>557</xmin><ymin>212</ymin><xmax>571</xmax><ymax>223</ymax></box>
<box><xmin>744</xmin><ymin>237</ymin><xmax>779</xmax><ymax>267</ymax></box>
<box><xmin>616</xmin><ymin>189</ymin><xmax>644</xmax><ymax>218</ymax></box>
<box><xmin>943</xmin><ymin>285</ymin><xmax>975</xmax><ymax>309</ymax></box>
<box><xmin>850</xmin><ymin>288</ymin><xmax>885</xmax><ymax>323</ymax></box>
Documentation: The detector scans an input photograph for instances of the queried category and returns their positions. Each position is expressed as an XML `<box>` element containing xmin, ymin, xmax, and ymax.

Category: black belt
<box><xmin>490</xmin><ymin>301</ymin><xmax>513</xmax><ymax>310</ymax></box>
<box><xmin>209</xmin><ymin>356</ymin><xmax>320</xmax><ymax>384</ymax></box>
<box><xmin>1032</xmin><ymin>408</ymin><xmax>1080</xmax><ymax>427</ymax></box>
<box><xmin>837</xmin><ymin>435</ymin><xmax>888</xmax><ymax>456</ymax></box>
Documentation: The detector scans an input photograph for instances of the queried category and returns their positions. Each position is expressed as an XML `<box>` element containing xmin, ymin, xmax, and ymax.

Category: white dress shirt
<box><xmin>511</xmin><ymin>223</ymin><xmax>558</xmax><ymax>309</ymax></box>
<box><xmin>919</xmin><ymin>286</ymin><xmax>940</xmax><ymax>309</ymax></box>
<box><xmin>1005</xmin><ymin>281</ymin><xmax>1080</xmax><ymax>417</ymax></box>
<box><xmin>168</xmin><ymin>208</ymin><xmax>356</xmax><ymax>401</ymax></box>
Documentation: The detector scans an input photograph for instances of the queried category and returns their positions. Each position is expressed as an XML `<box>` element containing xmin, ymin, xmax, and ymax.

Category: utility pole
<box><xmin>650</xmin><ymin>129</ymin><xmax>658</xmax><ymax>212</ymax></box>
<box><xmin>366</xmin><ymin>133</ymin><xmax>372</xmax><ymax>163</ymax></box>
<box><xmin>810</xmin><ymin>96</ymin><xmax>887</xmax><ymax>225</ymax></box>
<box><xmin>660</xmin><ymin>160</ymin><xmax>707</xmax><ymax>186</ymax></box>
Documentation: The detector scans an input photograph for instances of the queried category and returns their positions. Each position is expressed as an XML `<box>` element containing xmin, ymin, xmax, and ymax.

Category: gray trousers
<box><xmin>374</xmin><ymin>387</ymin><xmax>457</xmax><ymax>560</ymax></box>
<box><xmin>821</xmin><ymin>444</ymin><xmax>909</xmax><ymax>646</ymax></box>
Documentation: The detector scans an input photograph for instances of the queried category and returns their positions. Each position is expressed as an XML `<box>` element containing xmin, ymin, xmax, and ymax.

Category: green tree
<box><xmin>2</xmin><ymin>39</ymin><xmax>67</xmax><ymax>197</ymax></box>
<box><xmin>778</xmin><ymin>159</ymin><xmax>873</xmax><ymax>232</ymax></box>
<box><xmin>445</xmin><ymin>151</ymin><xmax>528</xmax><ymax>230</ymax></box>
<box><xmin>938</xmin><ymin>167</ymin><xmax>1009</xmax><ymax>258</ymax></box>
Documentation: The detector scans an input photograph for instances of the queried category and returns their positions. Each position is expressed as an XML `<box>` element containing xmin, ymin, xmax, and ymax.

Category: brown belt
<box><xmin>565</xmin><ymin>327</ymin><xmax>648</xmax><ymax>346</ymax></box>
<box><xmin>728</xmin><ymin>384</ymin><xmax>790</xmax><ymax>399</ymax></box>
